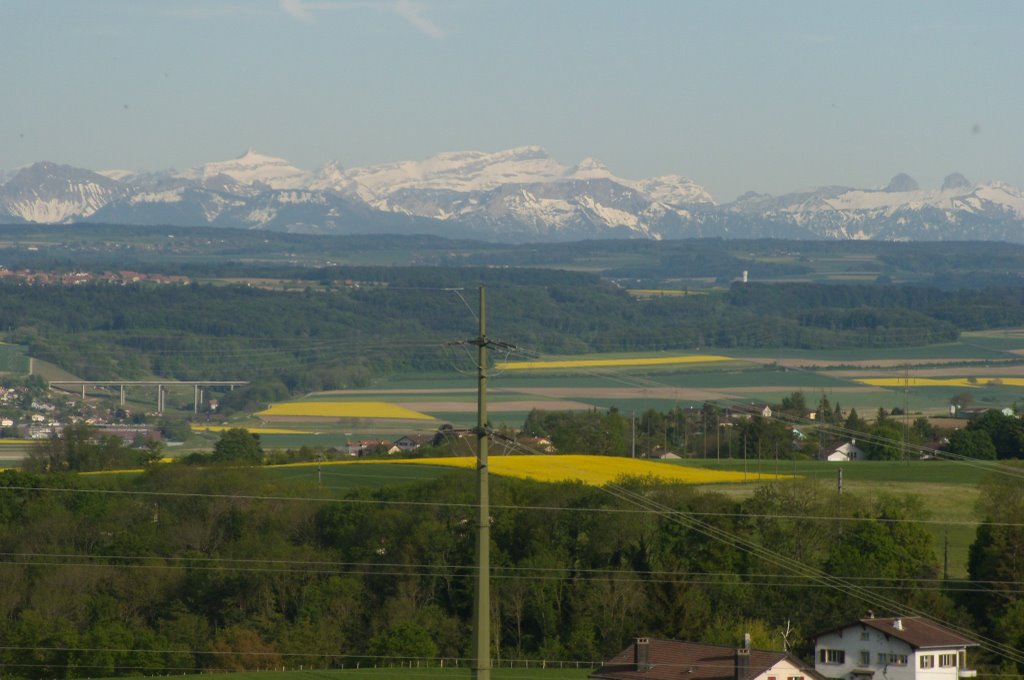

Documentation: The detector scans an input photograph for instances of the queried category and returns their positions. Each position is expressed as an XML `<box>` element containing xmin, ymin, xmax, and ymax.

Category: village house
<box><xmin>813</xmin><ymin>615</ymin><xmax>977</xmax><ymax>680</ymax></box>
<box><xmin>592</xmin><ymin>636</ymin><xmax>823</xmax><ymax>680</ymax></box>
<box><xmin>346</xmin><ymin>439</ymin><xmax>391</xmax><ymax>457</ymax></box>
<box><xmin>822</xmin><ymin>441</ymin><xmax>865</xmax><ymax>462</ymax></box>
<box><xmin>729</xmin><ymin>403</ymin><xmax>774</xmax><ymax>419</ymax></box>
<box><xmin>388</xmin><ymin>434</ymin><xmax>434</xmax><ymax>454</ymax></box>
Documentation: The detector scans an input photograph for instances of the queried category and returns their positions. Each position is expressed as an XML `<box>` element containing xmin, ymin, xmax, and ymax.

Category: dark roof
<box><xmin>591</xmin><ymin>638</ymin><xmax>820</xmax><ymax>680</ymax></box>
<box><xmin>818</xmin><ymin>617</ymin><xmax>978</xmax><ymax>650</ymax></box>
<box><xmin>860</xmin><ymin>617</ymin><xmax>978</xmax><ymax>649</ymax></box>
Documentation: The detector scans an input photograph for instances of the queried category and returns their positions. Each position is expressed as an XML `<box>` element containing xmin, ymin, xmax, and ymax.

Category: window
<box><xmin>820</xmin><ymin>649</ymin><xmax>846</xmax><ymax>664</ymax></box>
<box><xmin>787</xmin><ymin>676</ymin><xmax>803</xmax><ymax>680</ymax></box>
<box><xmin>878</xmin><ymin>654</ymin><xmax>908</xmax><ymax>666</ymax></box>
<box><xmin>860</xmin><ymin>652</ymin><xmax>871</xmax><ymax>666</ymax></box>
<box><xmin>939</xmin><ymin>654</ymin><xmax>957</xmax><ymax>668</ymax></box>
<box><xmin>860</xmin><ymin>632</ymin><xmax>870</xmax><ymax>641</ymax></box>
<box><xmin>920</xmin><ymin>655</ymin><xmax>935</xmax><ymax>669</ymax></box>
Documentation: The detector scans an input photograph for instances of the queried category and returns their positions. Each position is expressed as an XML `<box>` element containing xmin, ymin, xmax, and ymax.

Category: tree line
<box><xmin>0</xmin><ymin>466</ymin><xmax>1020</xmax><ymax>678</ymax></box>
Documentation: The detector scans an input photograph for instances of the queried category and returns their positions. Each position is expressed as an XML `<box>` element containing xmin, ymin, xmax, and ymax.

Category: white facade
<box><xmin>815</xmin><ymin>619</ymin><xmax>975</xmax><ymax>680</ymax></box>
<box><xmin>826</xmin><ymin>442</ymin><xmax>864</xmax><ymax>462</ymax></box>
<box><xmin>757</xmin><ymin>657</ymin><xmax>816</xmax><ymax>680</ymax></box>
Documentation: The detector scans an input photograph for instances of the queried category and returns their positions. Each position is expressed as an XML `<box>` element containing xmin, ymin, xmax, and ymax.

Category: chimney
<box><xmin>893</xmin><ymin>619</ymin><xmax>903</xmax><ymax>631</ymax></box>
<box><xmin>736</xmin><ymin>635</ymin><xmax>751</xmax><ymax>680</ymax></box>
<box><xmin>635</xmin><ymin>637</ymin><xmax>652</xmax><ymax>671</ymax></box>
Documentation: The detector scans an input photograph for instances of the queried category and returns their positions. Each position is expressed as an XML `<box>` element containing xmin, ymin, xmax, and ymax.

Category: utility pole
<box><xmin>631</xmin><ymin>411</ymin><xmax>636</xmax><ymax>459</ymax></box>
<box><xmin>903</xmin><ymin>365</ymin><xmax>910</xmax><ymax>462</ymax></box>
<box><xmin>715</xmin><ymin>409</ymin><xmax>720</xmax><ymax>461</ymax></box>
<box><xmin>451</xmin><ymin>287</ymin><xmax>514</xmax><ymax>680</ymax></box>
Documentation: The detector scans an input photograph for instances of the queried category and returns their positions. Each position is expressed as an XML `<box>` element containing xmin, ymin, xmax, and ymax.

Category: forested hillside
<box><xmin>0</xmin><ymin>467</ymin><xmax>1020</xmax><ymax>678</ymax></box>
<box><xmin>4</xmin><ymin>274</ymin><xmax>1024</xmax><ymax>395</ymax></box>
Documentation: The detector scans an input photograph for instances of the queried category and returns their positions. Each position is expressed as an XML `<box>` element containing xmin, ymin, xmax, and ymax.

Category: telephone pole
<box><xmin>451</xmin><ymin>287</ymin><xmax>515</xmax><ymax>680</ymax></box>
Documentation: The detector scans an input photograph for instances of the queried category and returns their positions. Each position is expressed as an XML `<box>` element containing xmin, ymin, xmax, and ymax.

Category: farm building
<box><xmin>592</xmin><ymin>636</ymin><xmax>823</xmax><ymax>680</ymax></box>
<box><xmin>813</xmin><ymin>615</ymin><xmax>977</xmax><ymax>680</ymax></box>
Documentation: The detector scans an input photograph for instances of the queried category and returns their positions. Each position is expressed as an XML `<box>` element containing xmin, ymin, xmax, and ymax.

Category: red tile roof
<box><xmin>591</xmin><ymin>638</ymin><xmax>821</xmax><ymax>680</ymax></box>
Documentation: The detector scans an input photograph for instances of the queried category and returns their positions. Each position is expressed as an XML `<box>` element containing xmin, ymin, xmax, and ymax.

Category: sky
<box><xmin>0</xmin><ymin>0</ymin><xmax>1021</xmax><ymax>202</ymax></box>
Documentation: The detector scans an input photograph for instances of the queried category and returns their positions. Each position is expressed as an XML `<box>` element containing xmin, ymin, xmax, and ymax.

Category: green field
<box><xmin>0</xmin><ymin>343</ymin><xmax>29</xmax><ymax>373</ymax></box>
<box><xmin>679</xmin><ymin>458</ymin><xmax>1009</xmax><ymax>579</ymax></box>
<box><xmin>262</xmin><ymin>461</ymin><xmax>458</xmax><ymax>492</ymax></box>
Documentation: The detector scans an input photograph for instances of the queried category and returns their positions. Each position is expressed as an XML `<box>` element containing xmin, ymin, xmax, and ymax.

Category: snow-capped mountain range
<box><xmin>2</xmin><ymin>147</ymin><xmax>1023</xmax><ymax>242</ymax></box>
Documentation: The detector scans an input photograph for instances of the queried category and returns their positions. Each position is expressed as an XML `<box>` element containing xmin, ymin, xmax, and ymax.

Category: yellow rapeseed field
<box><xmin>495</xmin><ymin>355</ymin><xmax>734</xmax><ymax>371</ymax></box>
<box><xmin>258</xmin><ymin>401</ymin><xmax>434</xmax><ymax>420</ymax></box>
<box><xmin>858</xmin><ymin>377</ymin><xmax>1024</xmax><ymax>388</ymax></box>
<box><xmin>356</xmin><ymin>454</ymin><xmax>783</xmax><ymax>486</ymax></box>
<box><xmin>191</xmin><ymin>425</ymin><xmax>316</xmax><ymax>434</ymax></box>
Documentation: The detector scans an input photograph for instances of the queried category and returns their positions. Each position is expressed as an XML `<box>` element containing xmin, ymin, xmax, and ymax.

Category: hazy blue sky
<box><xmin>1</xmin><ymin>0</ymin><xmax>1020</xmax><ymax>201</ymax></box>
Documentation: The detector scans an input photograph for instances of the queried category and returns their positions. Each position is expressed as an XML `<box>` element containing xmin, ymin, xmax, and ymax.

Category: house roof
<box><xmin>731</xmin><ymin>403</ymin><xmax>772</xmax><ymax>415</ymax></box>
<box><xmin>819</xmin><ymin>617</ymin><xmax>978</xmax><ymax>650</ymax></box>
<box><xmin>591</xmin><ymin>638</ymin><xmax>820</xmax><ymax>680</ymax></box>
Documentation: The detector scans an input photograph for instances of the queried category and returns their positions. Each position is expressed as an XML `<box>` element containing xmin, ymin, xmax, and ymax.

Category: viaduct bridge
<box><xmin>48</xmin><ymin>380</ymin><xmax>248</xmax><ymax>414</ymax></box>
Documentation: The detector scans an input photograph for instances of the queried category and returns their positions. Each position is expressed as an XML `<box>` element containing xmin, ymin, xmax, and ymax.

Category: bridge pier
<box><xmin>48</xmin><ymin>380</ymin><xmax>248</xmax><ymax>414</ymax></box>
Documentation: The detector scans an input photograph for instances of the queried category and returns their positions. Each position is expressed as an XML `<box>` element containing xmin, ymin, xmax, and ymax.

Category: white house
<box><xmin>814</xmin><ymin>615</ymin><xmax>977</xmax><ymax>680</ymax></box>
<box><xmin>824</xmin><ymin>441</ymin><xmax>865</xmax><ymax>462</ymax></box>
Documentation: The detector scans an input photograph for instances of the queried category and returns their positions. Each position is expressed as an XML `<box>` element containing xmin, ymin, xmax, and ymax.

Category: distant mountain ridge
<box><xmin>2</xmin><ymin>148</ymin><xmax>1023</xmax><ymax>242</ymax></box>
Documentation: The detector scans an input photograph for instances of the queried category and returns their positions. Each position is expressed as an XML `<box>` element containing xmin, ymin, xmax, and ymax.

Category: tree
<box><xmin>23</xmin><ymin>422</ymin><xmax>144</xmax><ymax>472</ymax></box>
<box><xmin>824</xmin><ymin>495</ymin><xmax>941</xmax><ymax>620</ymax></box>
<box><xmin>367</xmin><ymin>620</ymin><xmax>438</xmax><ymax>662</ymax></box>
<box><xmin>211</xmin><ymin>428</ymin><xmax>263</xmax><ymax>463</ymax></box>
<box><xmin>860</xmin><ymin>422</ymin><xmax>904</xmax><ymax>460</ymax></box>
<box><xmin>967</xmin><ymin>411</ymin><xmax>1024</xmax><ymax>459</ymax></box>
<box><xmin>910</xmin><ymin>416</ymin><xmax>936</xmax><ymax>442</ymax></box>
<box><xmin>844</xmin><ymin>408</ymin><xmax>868</xmax><ymax>433</ymax></box>
<box><xmin>817</xmin><ymin>394</ymin><xmax>833</xmax><ymax>424</ymax></box>
<box><xmin>780</xmin><ymin>391</ymin><xmax>807</xmax><ymax>418</ymax></box>
<box><xmin>946</xmin><ymin>428</ymin><xmax>996</xmax><ymax>460</ymax></box>
<box><xmin>968</xmin><ymin>476</ymin><xmax>1024</xmax><ymax>672</ymax></box>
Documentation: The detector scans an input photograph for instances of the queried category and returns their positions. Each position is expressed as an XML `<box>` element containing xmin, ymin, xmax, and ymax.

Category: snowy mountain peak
<box><xmin>179</xmin><ymin>150</ymin><xmax>311</xmax><ymax>189</ymax></box>
<box><xmin>567</xmin><ymin>157</ymin><xmax>614</xmax><ymax>180</ymax></box>
<box><xmin>339</xmin><ymin>146</ymin><xmax>568</xmax><ymax>198</ymax></box>
<box><xmin>884</xmin><ymin>173</ymin><xmax>919</xmax><ymax>193</ymax></box>
<box><xmin>0</xmin><ymin>161</ymin><xmax>124</xmax><ymax>223</ymax></box>
<box><xmin>632</xmin><ymin>175</ymin><xmax>716</xmax><ymax>206</ymax></box>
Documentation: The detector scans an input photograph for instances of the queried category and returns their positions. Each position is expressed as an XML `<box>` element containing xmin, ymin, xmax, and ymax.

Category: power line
<box><xmin>0</xmin><ymin>551</ymin><xmax>1021</xmax><ymax>592</ymax></box>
